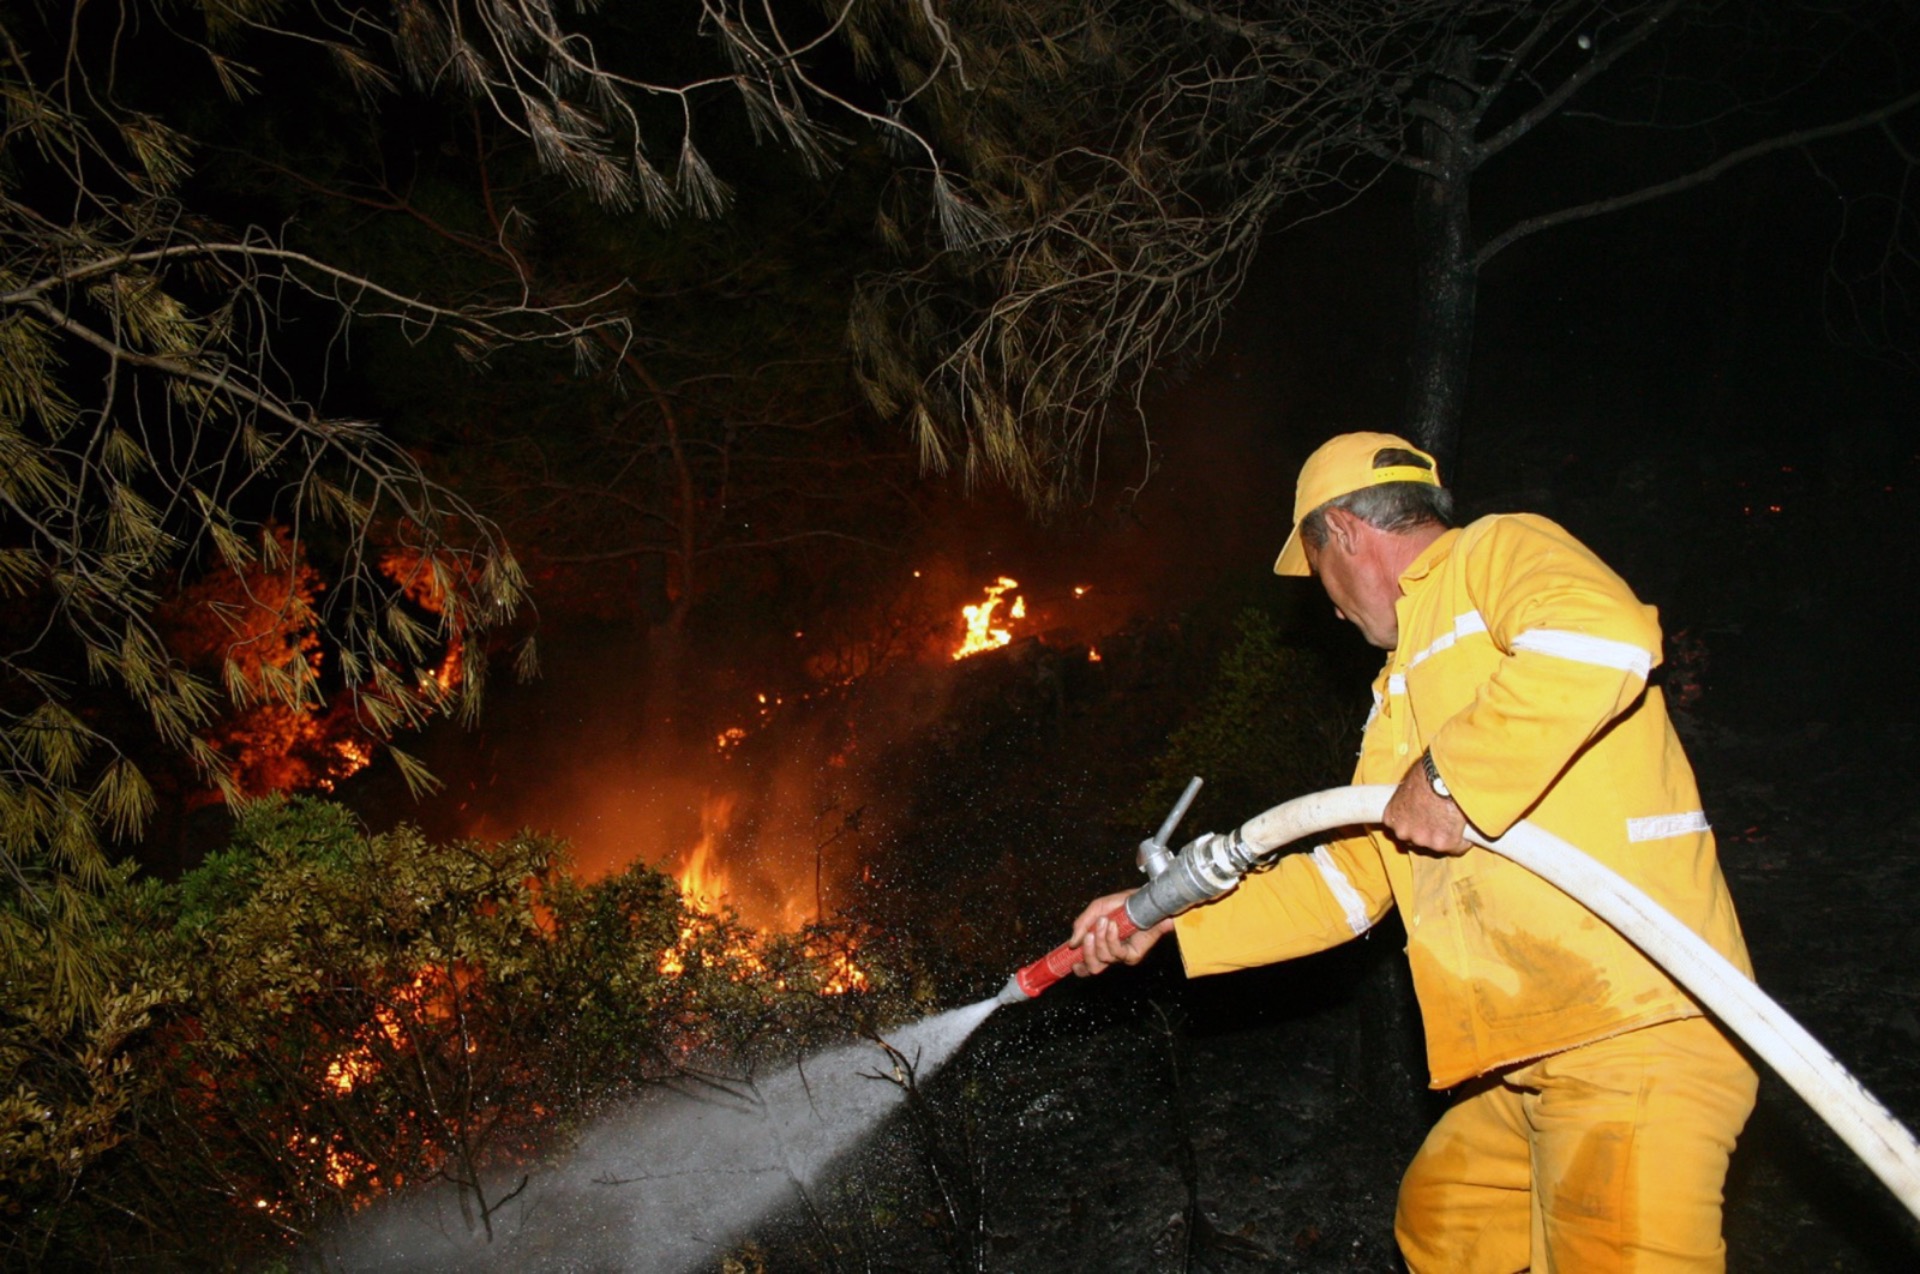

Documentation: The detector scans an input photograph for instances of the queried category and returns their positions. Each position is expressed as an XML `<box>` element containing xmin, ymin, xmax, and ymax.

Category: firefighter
<box><xmin>1073</xmin><ymin>431</ymin><xmax>1756</xmax><ymax>1272</ymax></box>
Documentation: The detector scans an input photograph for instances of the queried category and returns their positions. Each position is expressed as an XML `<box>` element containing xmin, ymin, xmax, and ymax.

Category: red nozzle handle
<box><xmin>1012</xmin><ymin>901</ymin><xmax>1139</xmax><ymax>999</ymax></box>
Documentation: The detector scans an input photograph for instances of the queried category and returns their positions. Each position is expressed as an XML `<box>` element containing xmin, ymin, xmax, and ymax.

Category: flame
<box><xmin>322</xmin><ymin>738</ymin><xmax>375</xmax><ymax>791</ymax></box>
<box><xmin>953</xmin><ymin>576</ymin><xmax>1025</xmax><ymax>660</ymax></box>
<box><xmin>655</xmin><ymin>793</ymin><xmax>868</xmax><ymax>993</ymax></box>
<box><xmin>660</xmin><ymin>796</ymin><xmax>749</xmax><ymax>977</ymax></box>
<box><xmin>320</xmin><ymin>968</ymin><xmax>448</xmax><ymax>1095</ymax></box>
<box><xmin>324</xmin><ymin>1049</ymin><xmax>377</xmax><ymax>1096</ymax></box>
<box><xmin>324</xmin><ymin>1139</ymin><xmax>372</xmax><ymax>1191</ymax></box>
<box><xmin>1088</xmin><ymin>647</ymin><xmax>1102</xmax><ymax>662</ymax></box>
<box><xmin>815</xmin><ymin>945</ymin><xmax>868</xmax><ymax>995</ymax></box>
<box><xmin>380</xmin><ymin>545</ymin><xmax>467</xmax><ymax>705</ymax></box>
<box><xmin>678</xmin><ymin>796</ymin><xmax>734</xmax><ymax>910</ymax></box>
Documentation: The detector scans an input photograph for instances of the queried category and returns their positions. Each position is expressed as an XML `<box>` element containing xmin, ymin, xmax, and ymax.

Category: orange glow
<box><xmin>320</xmin><ymin>968</ymin><xmax>448</xmax><ymax>1095</ymax></box>
<box><xmin>380</xmin><ymin>546</ymin><xmax>468</xmax><ymax>706</ymax></box>
<box><xmin>283</xmin><ymin>1128</ymin><xmax>376</xmax><ymax>1195</ymax></box>
<box><xmin>325</xmin><ymin>1139</ymin><xmax>371</xmax><ymax>1191</ymax></box>
<box><xmin>1073</xmin><ymin>585</ymin><xmax>1089</xmax><ymax>597</ymax></box>
<box><xmin>330</xmin><ymin>738</ymin><xmax>374</xmax><ymax>787</ymax></box>
<box><xmin>324</xmin><ymin>1048</ymin><xmax>377</xmax><ymax>1096</ymax></box>
<box><xmin>953</xmin><ymin>576</ymin><xmax>1025</xmax><ymax>660</ymax></box>
<box><xmin>815</xmin><ymin>945</ymin><xmax>869</xmax><ymax>995</ymax></box>
<box><xmin>420</xmin><ymin>650</ymin><xmax>459</xmax><ymax>695</ymax></box>
<box><xmin>1088</xmin><ymin>647</ymin><xmax>1102</xmax><ymax>662</ymax></box>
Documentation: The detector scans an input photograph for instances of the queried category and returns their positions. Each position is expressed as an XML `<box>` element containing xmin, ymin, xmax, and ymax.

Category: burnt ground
<box><xmin>732</xmin><ymin>435</ymin><xmax>1920</xmax><ymax>1272</ymax></box>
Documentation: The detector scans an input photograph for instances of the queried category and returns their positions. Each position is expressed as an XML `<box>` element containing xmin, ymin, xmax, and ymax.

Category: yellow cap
<box><xmin>1273</xmin><ymin>432</ymin><xmax>1442</xmax><ymax>575</ymax></box>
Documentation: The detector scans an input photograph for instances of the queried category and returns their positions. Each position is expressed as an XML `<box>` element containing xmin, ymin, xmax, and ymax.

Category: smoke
<box><xmin>317</xmin><ymin>999</ymin><xmax>1002</xmax><ymax>1272</ymax></box>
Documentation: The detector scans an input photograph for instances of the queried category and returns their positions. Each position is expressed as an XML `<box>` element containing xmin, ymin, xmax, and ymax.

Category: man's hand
<box><xmin>1069</xmin><ymin>890</ymin><xmax>1176</xmax><ymax>976</ymax></box>
<box><xmin>1383</xmin><ymin>757</ymin><xmax>1472</xmax><ymax>855</ymax></box>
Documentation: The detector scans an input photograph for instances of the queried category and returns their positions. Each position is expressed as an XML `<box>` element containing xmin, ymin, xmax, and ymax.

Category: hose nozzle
<box><xmin>1137</xmin><ymin>776</ymin><xmax>1204</xmax><ymax>880</ymax></box>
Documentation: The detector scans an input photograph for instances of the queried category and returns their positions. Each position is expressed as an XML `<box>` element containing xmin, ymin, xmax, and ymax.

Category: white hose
<box><xmin>1235</xmin><ymin>783</ymin><xmax>1920</xmax><ymax>1223</ymax></box>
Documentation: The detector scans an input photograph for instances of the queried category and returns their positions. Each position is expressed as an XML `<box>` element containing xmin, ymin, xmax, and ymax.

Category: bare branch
<box><xmin>1476</xmin><ymin>86</ymin><xmax>1920</xmax><ymax>267</ymax></box>
<box><xmin>1474</xmin><ymin>0</ymin><xmax>1689</xmax><ymax>161</ymax></box>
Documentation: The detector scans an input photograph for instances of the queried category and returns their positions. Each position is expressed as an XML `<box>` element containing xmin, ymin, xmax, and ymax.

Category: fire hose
<box><xmin>1001</xmin><ymin>779</ymin><xmax>1920</xmax><ymax>1223</ymax></box>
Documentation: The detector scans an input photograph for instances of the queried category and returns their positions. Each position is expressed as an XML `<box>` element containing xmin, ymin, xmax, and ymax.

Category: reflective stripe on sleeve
<box><xmin>1626</xmin><ymin>810</ymin><xmax>1710</xmax><ymax>842</ymax></box>
<box><xmin>1312</xmin><ymin>845</ymin><xmax>1374</xmax><ymax>936</ymax></box>
<box><xmin>1410</xmin><ymin>610</ymin><xmax>1489</xmax><ymax>668</ymax></box>
<box><xmin>1510</xmin><ymin>628</ymin><xmax>1653</xmax><ymax>679</ymax></box>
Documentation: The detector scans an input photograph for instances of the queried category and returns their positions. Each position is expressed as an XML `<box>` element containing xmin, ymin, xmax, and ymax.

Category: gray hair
<box><xmin>1297</xmin><ymin>449</ymin><xmax>1455</xmax><ymax>551</ymax></box>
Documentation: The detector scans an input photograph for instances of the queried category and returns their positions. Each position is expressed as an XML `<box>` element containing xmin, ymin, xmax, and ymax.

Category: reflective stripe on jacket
<box><xmin>1174</xmin><ymin>513</ymin><xmax>1752</xmax><ymax>1088</ymax></box>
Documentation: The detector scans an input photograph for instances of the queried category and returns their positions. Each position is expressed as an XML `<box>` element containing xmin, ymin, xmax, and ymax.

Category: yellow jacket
<box><xmin>1175</xmin><ymin>514</ymin><xmax>1752</xmax><ymax>1088</ymax></box>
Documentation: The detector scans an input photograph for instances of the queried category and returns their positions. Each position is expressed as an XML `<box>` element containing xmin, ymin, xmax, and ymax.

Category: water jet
<box><xmin>323</xmin><ymin>998</ymin><xmax>1004</xmax><ymax>1271</ymax></box>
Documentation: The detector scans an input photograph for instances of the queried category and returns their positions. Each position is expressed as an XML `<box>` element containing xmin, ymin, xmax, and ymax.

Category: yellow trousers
<box><xmin>1395</xmin><ymin>1017</ymin><xmax>1757</xmax><ymax>1273</ymax></box>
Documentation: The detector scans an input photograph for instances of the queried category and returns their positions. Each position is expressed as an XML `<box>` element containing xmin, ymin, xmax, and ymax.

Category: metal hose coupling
<box><xmin>997</xmin><ymin>825</ymin><xmax>1261</xmax><ymax>1007</ymax></box>
<box><xmin>1123</xmin><ymin>827</ymin><xmax>1266</xmax><ymax>931</ymax></box>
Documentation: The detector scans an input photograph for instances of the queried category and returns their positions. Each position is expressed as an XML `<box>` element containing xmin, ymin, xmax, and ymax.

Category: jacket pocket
<box><xmin>1452</xmin><ymin>870</ymin><xmax>1615</xmax><ymax>1027</ymax></box>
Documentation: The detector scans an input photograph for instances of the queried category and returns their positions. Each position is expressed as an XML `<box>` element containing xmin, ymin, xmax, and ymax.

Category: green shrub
<box><xmin>1128</xmin><ymin>608</ymin><xmax>1356</xmax><ymax>835</ymax></box>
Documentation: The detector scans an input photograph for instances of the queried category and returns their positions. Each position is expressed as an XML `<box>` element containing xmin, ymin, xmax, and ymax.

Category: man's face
<box><xmin>1304</xmin><ymin>517</ymin><xmax>1401</xmax><ymax>650</ymax></box>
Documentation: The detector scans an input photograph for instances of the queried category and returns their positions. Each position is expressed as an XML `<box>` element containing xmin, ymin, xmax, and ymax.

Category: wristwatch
<box><xmin>1420</xmin><ymin>748</ymin><xmax>1451</xmax><ymax>800</ymax></box>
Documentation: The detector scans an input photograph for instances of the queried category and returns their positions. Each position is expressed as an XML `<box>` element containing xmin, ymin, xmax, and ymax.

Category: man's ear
<box><xmin>1324</xmin><ymin>506</ymin><xmax>1360</xmax><ymax>555</ymax></box>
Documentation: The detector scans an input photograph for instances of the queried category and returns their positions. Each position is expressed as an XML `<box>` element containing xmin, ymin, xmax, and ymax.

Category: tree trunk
<box><xmin>1404</xmin><ymin>38</ymin><xmax>1482</xmax><ymax>482</ymax></box>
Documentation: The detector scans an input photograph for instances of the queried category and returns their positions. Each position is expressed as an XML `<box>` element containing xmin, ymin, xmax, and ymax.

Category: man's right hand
<box><xmin>1069</xmin><ymin>890</ymin><xmax>1175</xmax><ymax>976</ymax></box>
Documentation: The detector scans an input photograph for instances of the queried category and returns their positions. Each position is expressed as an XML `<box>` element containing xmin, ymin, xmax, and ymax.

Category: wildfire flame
<box><xmin>677</xmin><ymin>796</ymin><xmax>734</xmax><ymax>912</ymax></box>
<box><xmin>322</xmin><ymin>968</ymin><xmax>447</xmax><ymax>1096</ymax></box>
<box><xmin>813</xmin><ymin>944</ymin><xmax>868</xmax><ymax>995</ymax></box>
<box><xmin>953</xmin><ymin>576</ymin><xmax>1025</xmax><ymax>660</ymax></box>
<box><xmin>656</xmin><ymin>793</ymin><xmax>867</xmax><ymax>993</ymax></box>
<box><xmin>660</xmin><ymin>796</ymin><xmax>760</xmax><ymax>978</ymax></box>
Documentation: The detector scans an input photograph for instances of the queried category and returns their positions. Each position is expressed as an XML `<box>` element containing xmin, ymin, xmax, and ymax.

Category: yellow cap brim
<box><xmin>1273</xmin><ymin>526</ymin><xmax>1309</xmax><ymax>576</ymax></box>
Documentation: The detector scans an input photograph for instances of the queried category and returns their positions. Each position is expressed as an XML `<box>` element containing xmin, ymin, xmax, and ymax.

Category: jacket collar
<box><xmin>1398</xmin><ymin>526</ymin><xmax>1461</xmax><ymax>590</ymax></box>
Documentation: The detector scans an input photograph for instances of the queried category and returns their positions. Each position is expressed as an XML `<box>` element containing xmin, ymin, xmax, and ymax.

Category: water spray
<box><xmin>327</xmin><ymin>1000</ymin><xmax>1004</xmax><ymax>1270</ymax></box>
<box><xmin>1000</xmin><ymin>780</ymin><xmax>1920</xmax><ymax>1224</ymax></box>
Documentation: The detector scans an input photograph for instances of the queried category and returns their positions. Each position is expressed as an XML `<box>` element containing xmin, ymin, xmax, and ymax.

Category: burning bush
<box><xmin>3</xmin><ymin>799</ymin><xmax>914</xmax><ymax>1268</ymax></box>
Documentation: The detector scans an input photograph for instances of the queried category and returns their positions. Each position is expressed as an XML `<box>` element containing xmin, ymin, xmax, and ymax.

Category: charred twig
<box><xmin>1149</xmin><ymin>999</ymin><xmax>1272</xmax><ymax>1271</ymax></box>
